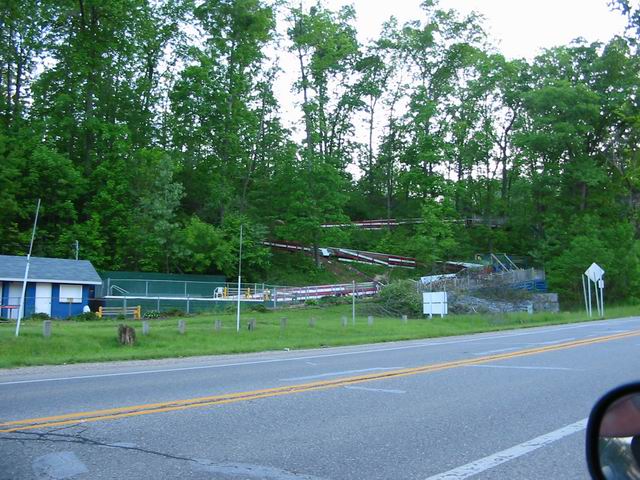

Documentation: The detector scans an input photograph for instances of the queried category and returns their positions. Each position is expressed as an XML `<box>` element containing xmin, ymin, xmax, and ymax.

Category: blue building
<box><xmin>0</xmin><ymin>255</ymin><xmax>102</xmax><ymax>319</ymax></box>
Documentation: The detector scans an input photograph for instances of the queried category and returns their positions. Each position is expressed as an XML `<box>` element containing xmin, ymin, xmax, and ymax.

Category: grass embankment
<box><xmin>1</xmin><ymin>305</ymin><xmax>639</xmax><ymax>369</ymax></box>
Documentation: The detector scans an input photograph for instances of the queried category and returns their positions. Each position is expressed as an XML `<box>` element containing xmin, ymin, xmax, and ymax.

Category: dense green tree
<box><xmin>170</xmin><ymin>0</ymin><xmax>276</xmax><ymax>222</ymax></box>
<box><xmin>0</xmin><ymin>0</ymin><xmax>639</xmax><ymax>305</ymax></box>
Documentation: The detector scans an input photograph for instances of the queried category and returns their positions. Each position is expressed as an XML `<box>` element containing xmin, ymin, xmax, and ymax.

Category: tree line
<box><xmin>1</xmin><ymin>0</ymin><xmax>639</xmax><ymax>304</ymax></box>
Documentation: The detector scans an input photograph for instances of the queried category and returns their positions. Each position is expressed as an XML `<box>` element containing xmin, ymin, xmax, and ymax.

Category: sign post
<box><xmin>583</xmin><ymin>263</ymin><xmax>605</xmax><ymax>317</ymax></box>
<box><xmin>236</xmin><ymin>225</ymin><xmax>243</xmax><ymax>332</ymax></box>
<box><xmin>16</xmin><ymin>198</ymin><xmax>41</xmax><ymax>337</ymax></box>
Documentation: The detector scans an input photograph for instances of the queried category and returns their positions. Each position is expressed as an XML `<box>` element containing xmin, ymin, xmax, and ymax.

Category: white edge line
<box><xmin>0</xmin><ymin>320</ymin><xmax>629</xmax><ymax>386</ymax></box>
<box><xmin>424</xmin><ymin>418</ymin><xmax>587</xmax><ymax>480</ymax></box>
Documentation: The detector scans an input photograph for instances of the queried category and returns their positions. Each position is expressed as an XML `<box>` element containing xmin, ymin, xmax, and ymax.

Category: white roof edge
<box><xmin>0</xmin><ymin>277</ymin><xmax>102</xmax><ymax>285</ymax></box>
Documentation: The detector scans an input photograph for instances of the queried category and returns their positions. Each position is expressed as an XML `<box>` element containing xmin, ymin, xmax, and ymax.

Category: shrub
<box><xmin>26</xmin><ymin>312</ymin><xmax>51</xmax><ymax>320</ymax></box>
<box><xmin>223</xmin><ymin>303</ymin><xmax>237</xmax><ymax>314</ymax></box>
<box><xmin>248</xmin><ymin>303</ymin><xmax>269</xmax><ymax>313</ymax></box>
<box><xmin>69</xmin><ymin>311</ymin><xmax>99</xmax><ymax>321</ymax></box>
<box><xmin>317</xmin><ymin>295</ymin><xmax>350</xmax><ymax>306</ymax></box>
<box><xmin>378</xmin><ymin>280</ymin><xmax>422</xmax><ymax>316</ymax></box>
<box><xmin>163</xmin><ymin>308</ymin><xmax>186</xmax><ymax>317</ymax></box>
<box><xmin>143</xmin><ymin>310</ymin><xmax>161</xmax><ymax>319</ymax></box>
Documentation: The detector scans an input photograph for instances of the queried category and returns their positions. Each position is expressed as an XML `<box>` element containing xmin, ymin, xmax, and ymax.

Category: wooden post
<box><xmin>368</xmin><ymin>315</ymin><xmax>374</xmax><ymax>326</ymax></box>
<box><xmin>309</xmin><ymin>317</ymin><xmax>316</xmax><ymax>328</ymax></box>
<box><xmin>402</xmin><ymin>314</ymin><xmax>408</xmax><ymax>324</ymax></box>
<box><xmin>341</xmin><ymin>316</ymin><xmax>348</xmax><ymax>327</ymax></box>
<box><xmin>118</xmin><ymin>324</ymin><xmax>136</xmax><ymax>346</ymax></box>
<box><xmin>42</xmin><ymin>320</ymin><xmax>51</xmax><ymax>338</ymax></box>
<box><xmin>178</xmin><ymin>319</ymin><xmax>186</xmax><ymax>334</ymax></box>
<box><xmin>142</xmin><ymin>321</ymin><xmax>150</xmax><ymax>336</ymax></box>
<box><xmin>214</xmin><ymin>319</ymin><xmax>222</xmax><ymax>332</ymax></box>
<box><xmin>280</xmin><ymin>317</ymin><xmax>287</xmax><ymax>330</ymax></box>
<box><xmin>248</xmin><ymin>319</ymin><xmax>256</xmax><ymax>331</ymax></box>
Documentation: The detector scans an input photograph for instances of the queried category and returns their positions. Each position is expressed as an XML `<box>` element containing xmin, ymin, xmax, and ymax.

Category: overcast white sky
<box><xmin>321</xmin><ymin>0</ymin><xmax>628</xmax><ymax>59</ymax></box>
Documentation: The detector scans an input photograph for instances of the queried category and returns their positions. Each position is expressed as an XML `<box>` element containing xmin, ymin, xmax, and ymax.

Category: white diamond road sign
<box><xmin>584</xmin><ymin>263</ymin><xmax>605</xmax><ymax>283</ymax></box>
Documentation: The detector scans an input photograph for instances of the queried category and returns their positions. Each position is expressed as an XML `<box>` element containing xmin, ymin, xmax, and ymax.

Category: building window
<box><xmin>59</xmin><ymin>284</ymin><xmax>82</xmax><ymax>303</ymax></box>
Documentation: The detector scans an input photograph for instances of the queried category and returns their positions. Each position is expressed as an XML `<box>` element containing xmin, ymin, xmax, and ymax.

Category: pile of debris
<box><xmin>420</xmin><ymin>254</ymin><xmax>559</xmax><ymax>314</ymax></box>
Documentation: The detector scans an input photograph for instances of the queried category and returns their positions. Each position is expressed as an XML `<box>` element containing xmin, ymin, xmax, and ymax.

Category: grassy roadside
<box><xmin>0</xmin><ymin>304</ymin><xmax>639</xmax><ymax>369</ymax></box>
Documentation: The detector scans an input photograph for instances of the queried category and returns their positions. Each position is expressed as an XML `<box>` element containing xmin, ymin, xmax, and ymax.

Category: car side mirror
<box><xmin>587</xmin><ymin>383</ymin><xmax>640</xmax><ymax>479</ymax></box>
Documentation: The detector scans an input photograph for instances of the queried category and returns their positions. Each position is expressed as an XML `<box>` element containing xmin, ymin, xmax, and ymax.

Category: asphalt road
<box><xmin>2</xmin><ymin>316</ymin><xmax>640</xmax><ymax>480</ymax></box>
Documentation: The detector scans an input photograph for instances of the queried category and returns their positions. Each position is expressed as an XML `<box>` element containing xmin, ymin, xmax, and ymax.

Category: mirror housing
<box><xmin>587</xmin><ymin>382</ymin><xmax>640</xmax><ymax>479</ymax></box>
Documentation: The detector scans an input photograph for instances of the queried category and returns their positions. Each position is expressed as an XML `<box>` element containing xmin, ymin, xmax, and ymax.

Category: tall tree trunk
<box><xmin>295</xmin><ymin>44</ymin><xmax>313</xmax><ymax>165</ymax></box>
<box><xmin>240</xmin><ymin>89</ymin><xmax>267</xmax><ymax>211</ymax></box>
<box><xmin>579</xmin><ymin>182</ymin><xmax>587</xmax><ymax>211</ymax></box>
<box><xmin>455</xmin><ymin>152</ymin><xmax>463</xmax><ymax>212</ymax></box>
<box><xmin>498</xmin><ymin>111</ymin><xmax>516</xmax><ymax>211</ymax></box>
<box><xmin>79</xmin><ymin>2</ymin><xmax>98</xmax><ymax>174</ymax></box>
<box><xmin>5</xmin><ymin>25</ymin><xmax>14</xmax><ymax>123</ymax></box>
<box><xmin>13</xmin><ymin>53</ymin><xmax>23</xmax><ymax>124</ymax></box>
<box><xmin>367</xmin><ymin>96</ymin><xmax>377</xmax><ymax>197</ymax></box>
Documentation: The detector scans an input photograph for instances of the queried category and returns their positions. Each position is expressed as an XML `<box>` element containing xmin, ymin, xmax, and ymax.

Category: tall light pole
<box><xmin>16</xmin><ymin>198</ymin><xmax>41</xmax><ymax>337</ymax></box>
<box><xmin>236</xmin><ymin>224</ymin><xmax>243</xmax><ymax>332</ymax></box>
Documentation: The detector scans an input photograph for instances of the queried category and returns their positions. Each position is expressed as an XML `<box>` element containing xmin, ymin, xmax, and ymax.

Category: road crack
<box><xmin>0</xmin><ymin>429</ymin><xmax>327</xmax><ymax>479</ymax></box>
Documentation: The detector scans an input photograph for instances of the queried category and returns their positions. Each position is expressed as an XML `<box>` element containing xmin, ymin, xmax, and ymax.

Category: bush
<box><xmin>162</xmin><ymin>308</ymin><xmax>186</xmax><ymax>317</ymax></box>
<box><xmin>26</xmin><ymin>312</ymin><xmax>51</xmax><ymax>320</ymax></box>
<box><xmin>317</xmin><ymin>295</ymin><xmax>351</xmax><ymax>306</ymax></box>
<box><xmin>143</xmin><ymin>310</ymin><xmax>161</xmax><ymax>319</ymax></box>
<box><xmin>69</xmin><ymin>311</ymin><xmax>99</xmax><ymax>321</ymax></box>
<box><xmin>248</xmin><ymin>303</ymin><xmax>269</xmax><ymax>313</ymax></box>
<box><xmin>222</xmin><ymin>303</ymin><xmax>237</xmax><ymax>314</ymax></box>
<box><xmin>378</xmin><ymin>280</ymin><xmax>422</xmax><ymax>316</ymax></box>
<box><xmin>304</xmin><ymin>299</ymin><xmax>319</xmax><ymax>306</ymax></box>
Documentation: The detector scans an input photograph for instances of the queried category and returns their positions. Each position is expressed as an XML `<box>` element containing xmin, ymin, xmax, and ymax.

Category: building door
<box><xmin>8</xmin><ymin>282</ymin><xmax>22</xmax><ymax>320</ymax></box>
<box><xmin>35</xmin><ymin>283</ymin><xmax>52</xmax><ymax>316</ymax></box>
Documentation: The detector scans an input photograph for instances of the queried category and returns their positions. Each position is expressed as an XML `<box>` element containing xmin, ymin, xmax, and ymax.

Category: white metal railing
<box><xmin>211</xmin><ymin>282</ymin><xmax>379</xmax><ymax>303</ymax></box>
<box><xmin>110</xmin><ymin>284</ymin><xmax>129</xmax><ymax>296</ymax></box>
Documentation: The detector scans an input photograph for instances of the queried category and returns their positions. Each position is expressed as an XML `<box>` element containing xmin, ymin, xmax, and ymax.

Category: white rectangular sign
<box><xmin>423</xmin><ymin>292</ymin><xmax>448</xmax><ymax>316</ymax></box>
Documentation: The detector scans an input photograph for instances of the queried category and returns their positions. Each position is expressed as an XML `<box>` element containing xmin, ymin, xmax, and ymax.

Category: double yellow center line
<box><xmin>2</xmin><ymin>329</ymin><xmax>639</xmax><ymax>433</ymax></box>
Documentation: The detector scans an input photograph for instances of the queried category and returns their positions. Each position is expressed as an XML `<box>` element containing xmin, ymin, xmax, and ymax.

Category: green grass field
<box><xmin>1</xmin><ymin>304</ymin><xmax>639</xmax><ymax>369</ymax></box>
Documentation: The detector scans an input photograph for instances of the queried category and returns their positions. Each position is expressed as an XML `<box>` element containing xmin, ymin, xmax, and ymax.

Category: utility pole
<box><xmin>236</xmin><ymin>224</ymin><xmax>243</xmax><ymax>332</ymax></box>
<box><xmin>16</xmin><ymin>199</ymin><xmax>41</xmax><ymax>337</ymax></box>
<box><xmin>352</xmin><ymin>280</ymin><xmax>356</xmax><ymax>325</ymax></box>
<box><xmin>74</xmin><ymin>240</ymin><xmax>79</xmax><ymax>260</ymax></box>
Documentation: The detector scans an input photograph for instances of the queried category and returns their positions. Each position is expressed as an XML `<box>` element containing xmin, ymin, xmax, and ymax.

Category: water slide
<box><xmin>263</xmin><ymin>241</ymin><xmax>417</xmax><ymax>269</ymax></box>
